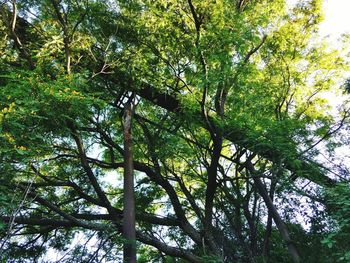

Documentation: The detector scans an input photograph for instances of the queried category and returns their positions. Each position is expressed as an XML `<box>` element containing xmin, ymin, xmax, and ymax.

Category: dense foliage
<box><xmin>1</xmin><ymin>0</ymin><xmax>350</xmax><ymax>262</ymax></box>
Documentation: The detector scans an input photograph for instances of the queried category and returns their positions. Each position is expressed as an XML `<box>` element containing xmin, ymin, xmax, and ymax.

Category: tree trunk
<box><xmin>246</xmin><ymin>161</ymin><xmax>301</xmax><ymax>263</ymax></box>
<box><xmin>123</xmin><ymin>102</ymin><xmax>136</xmax><ymax>263</ymax></box>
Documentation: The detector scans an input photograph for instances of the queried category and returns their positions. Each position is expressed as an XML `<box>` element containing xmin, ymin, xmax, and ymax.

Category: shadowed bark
<box><xmin>123</xmin><ymin>101</ymin><xmax>136</xmax><ymax>263</ymax></box>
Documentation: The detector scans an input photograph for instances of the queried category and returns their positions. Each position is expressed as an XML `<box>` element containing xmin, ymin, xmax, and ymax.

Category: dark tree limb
<box><xmin>137</xmin><ymin>231</ymin><xmax>201</xmax><ymax>263</ymax></box>
<box><xmin>114</xmin><ymin>77</ymin><xmax>335</xmax><ymax>188</ymax></box>
<box><xmin>0</xmin><ymin>216</ymin><xmax>200</xmax><ymax>262</ymax></box>
<box><xmin>122</xmin><ymin>101</ymin><xmax>136</xmax><ymax>263</ymax></box>
<box><xmin>246</xmin><ymin>161</ymin><xmax>301</xmax><ymax>263</ymax></box>
<box><xmin>68</xmin><ymin>123</ymin><xmax>121</xmax><ymax>223</ymax></box>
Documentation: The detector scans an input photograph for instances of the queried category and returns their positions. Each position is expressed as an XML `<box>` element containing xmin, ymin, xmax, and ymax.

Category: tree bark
<box><xmin>118</xmin><ymin>78</ymin><xmax>335</xmax><ymax>188</ymax></box>
<box><xmin>123</xmin><ymin>102</ymin><xmax>136</xmax><ymax>263</ymax></box>
<box><xmin>246</xmin><ymin>161</ymin><xmax>301</xmax><ymax>263</ymax></box>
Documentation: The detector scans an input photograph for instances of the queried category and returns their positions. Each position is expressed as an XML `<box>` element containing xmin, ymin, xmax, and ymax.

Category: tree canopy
<box><xmin>1</xmin><ymin>0</ymin><xmax>350</xmax><ymax>262</ymax></box>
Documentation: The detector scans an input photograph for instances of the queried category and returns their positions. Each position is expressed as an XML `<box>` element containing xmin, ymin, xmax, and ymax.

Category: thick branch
<box><xmin>137</xmin><ymin>231</ymin><xmax>201</xmax><ymax>263</ymax></box>
<box><xmin>115</xmin><ymin>78</ymin><xmax>335</xmax><ymax>187</ymax></box>
<box><xmin>68</xmin><ymin>124</ymin><xmax>120</xmax><ymax>222</ymax></box>
<box><xmin>246</xmin><ymin>161</ymin><xmax>301</xmax><ymax>263</ymax></box>
<box><xmin>123</xmin><ymin>101</ymin><xmax>136</xmax><ymax>262</ymax></box>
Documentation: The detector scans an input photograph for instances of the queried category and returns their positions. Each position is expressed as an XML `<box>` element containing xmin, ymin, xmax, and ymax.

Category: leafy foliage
<box><xmin>0</xmin><ymin>0</ymin><xmax>350</xmax><ymax>262</ymax></box>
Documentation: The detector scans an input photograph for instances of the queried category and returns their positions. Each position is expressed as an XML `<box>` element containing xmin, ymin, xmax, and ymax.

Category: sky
<box><xmin>287</xmin><ymin>0</ymin><xmax>350</xmax><ymax>42</ymax></box>
<box><xmin>320</xmin><ymin>0</ymin><xmax>350</xmax><ymax>40</ymax></box>
<box><xmin>317</xmin><ymin>0</ymin><xmax>350</xmax><ymax>155</ymax></box>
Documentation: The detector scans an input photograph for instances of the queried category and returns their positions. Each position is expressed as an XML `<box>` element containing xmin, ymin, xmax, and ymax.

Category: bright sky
<box><xmin>320</xmin><ymin>0</ymin><xmax>350</xmax><ymax>40</ymax></box>
<box><xmin>321</xmin><ymin>0</ymin><xmax>350</xmax><ymax>166</ymax></box>
<box><xmin>287</xmin><ymin>0</ymin><xmax>350</xmax><ymax>41</ymax></box>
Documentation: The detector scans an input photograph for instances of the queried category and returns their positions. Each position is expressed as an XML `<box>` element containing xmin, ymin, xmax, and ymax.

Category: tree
<box><xmin>123</xmin><ymin>99</ymin><xmax>136</xmax><ymax>262</ymax></box>
<box><xmin>0</xmin><ymin>0</ymin><xmax>349</xmax><ymax>262</ymax></box>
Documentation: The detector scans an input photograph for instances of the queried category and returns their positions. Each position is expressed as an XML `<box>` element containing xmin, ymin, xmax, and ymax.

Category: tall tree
<box><xmin>0</xmin><ymin>0</ymin><xmax>349</xmax><ymax>262</ymax></box>
<box><xmin>123</xmin><ymin>99</ymin><xmax>136</xmax><ymax>262</ymax></box>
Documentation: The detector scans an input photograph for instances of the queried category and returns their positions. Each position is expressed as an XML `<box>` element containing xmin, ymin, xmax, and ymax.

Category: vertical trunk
<box><xmin>263</xmin><ymin>180</ymin><xmax>277</xmax><ymax>260</ymax></box>
<box><xmin>64</xmin><ymin>35</ymin><xmax>71</xmax><ymax>75</ymax></box>
<box><xmin>246</xmin><ymin>162</ymin><xmax>300</xmax><ymax>263</ymax></box>
<box><xmin>203</xmin><ymin>135</ymin><xmax>222</xmax><ymax>253</ymax></box>
<box><xmin>243</xmin><ymin>204</ymin><xmax>258</xmax><ymax>257</ymax></box>
<box><xmin>123</xmin><ymin>102</ymin><xmax>136</xmax><ymax>263</ymax></box>
<box><xmin>263</xmin><ymin>214</ymin><xmax>273</xmax><ymax>259</ymax></box>
<box><xmin>252</xmin><ymin>176</ymin><xmax>300</xmax><ymax>263</ymax></box>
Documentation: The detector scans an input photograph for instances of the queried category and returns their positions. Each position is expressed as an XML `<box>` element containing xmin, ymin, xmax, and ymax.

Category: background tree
<box><xmin>0</xmin><ymin>0</ymin><xmax>350</xmax><ymax>262</ymax></box>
